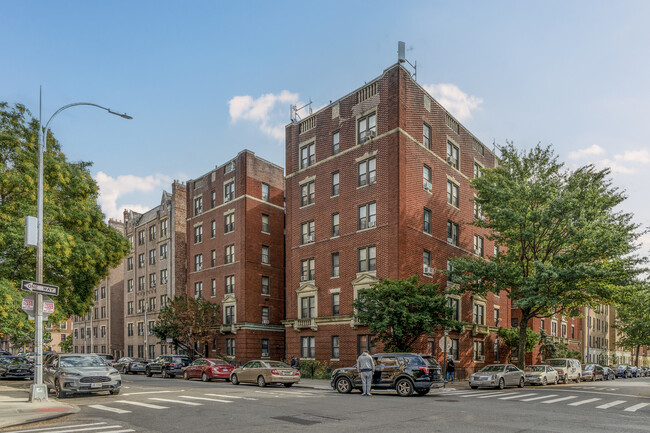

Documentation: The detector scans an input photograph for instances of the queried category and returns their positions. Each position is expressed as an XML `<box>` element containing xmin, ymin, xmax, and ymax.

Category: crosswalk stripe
<box><xmin>181</xmin><ymin>395</ymin><xmax>233</xmax><ymax>403</ymax></box>
<box><xmin>95</xmin><ymin>430</ymin><xmax>135</xmax><ymax>433</ymax></box>
<box><xmin>6</xmin><ymin>423</ymin><xmax>109</xmax><ymax>433</ymax></box>
<box><xmin>460</xmin><ymin>391</ymin><xmax>503</xmax><ymax>398</ymax></box>
<box><xmin>541</xmin><ymin>396</ymin><xmax>578</xmax><ymax>404</ymax></box>
<box><xmin>440</xmin><ymin>391</ymin><xmax>478</xmax><ymax>396</ymax></box>
<box><xmin>624</xmin><ymin>403</ymin><xmax>649</xmax><ymax>412</ymax></box>
<box><xmin>87</xmin><ymin>405</ymin><xmax>131</xmax><ymax>414</ymax></box>
<box><xmin>204</xmin><ymin>393</ymin><xmax>257</xmax><ymax>401</ymax></box>
<box><xmin>499</xmin><ymin>393</ymin><xmax>533</xmax><ymax>400</ymax></box>
<box><xmin>596</xmin><ymin>400</ymin><xmax>626</xmax><ymax>409</ymax></box>
<box><xmin>12</xmin><ymin>425</ymin><xmax>125</xmax><ymax>433</ymax></box>
<box><xmin>568</xmin><ymin>398</ymin><xmax>602</xmax><ymax>406</ymax></box>
<box><xmin>475</xmin><ymin>392</ymin><xmax>510</xmax><ymax>399</ymax></box>
<box><xmin>520</xmin><ymin>394</ymin><xmax>558</xmax><ymax>402</ymax></box>
<box><xmin>148</xmin><ymin>397</ymin><xmax>202</xmax><ymax>406</ymax></box>
<box><xmin>121</xmin><ymin>390</ymin><xmax>178</xmax><ymax>396</ymax></box>
<box><xmin>114</xmin><ymin>400</ymin><xmax>168</xmax><ymax>409</ymax></box>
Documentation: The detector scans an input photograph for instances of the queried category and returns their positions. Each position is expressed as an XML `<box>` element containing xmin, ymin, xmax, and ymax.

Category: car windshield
<box><xmin>403</xmin><ymin>356</ymin><xmax>426</xmax><ymax>367</ymax></box>
<box><xmin>264</xmin><ymin>361</ymin><xmax>291</xmax><ymax>368</ymax></box>
<box><xmin>525</xmin><ymin>366</ymin><xmax>546</xmax><ymax>372</ymax></box>
<box><xmin>548</xmin><ymin>360</ymin><xmax>566</xmax><ymax>367</ymax></box>
<box><xmin>210</xmin><ymin>360</ymin><xmax>229</xmax><ymax>365</ymax></box>
<box><xmin>172</xmin><ymin>357</ymin><xmax>190</xmax><ymax>364</ymax></box>
<box><xmin>584</xmin><ymin>365</ymin><xmax>595</xmax><ymax>371</ymax></box>
<box><xmin>2</xmin><ymin>357</ymin><xmax>28</xmax><ymax>365</ymax></box>
<box><xmin>59</xmin><ymin>356</ymin><xmax>106</xmax><ymax>368</ymax></box>
<box><xmin>100</xmin><ymin>355</ymin><xmax>115</xmax><ymax>360</ymax></box>
<box><xmin>479</xmin><ymin>365</ymin><xmax>505</xmax><ymax>372</ymax></box>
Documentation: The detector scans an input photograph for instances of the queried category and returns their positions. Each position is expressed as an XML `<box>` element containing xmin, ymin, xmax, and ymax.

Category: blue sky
<box><xmin>2</xmin><ymin>1</ymin><xmax>650</xmax><ymax>254</ymax></box>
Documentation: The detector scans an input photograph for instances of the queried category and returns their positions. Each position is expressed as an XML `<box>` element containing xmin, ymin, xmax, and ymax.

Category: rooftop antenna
<box><xmin>290</xmin><ymin>99</ymin><xmax>313</xmax><ymax>123</ymax></box>
<box><xmin>398</xmin><ymin>41</ymin><xmax>417</xmax><ymax>81</ymax></box>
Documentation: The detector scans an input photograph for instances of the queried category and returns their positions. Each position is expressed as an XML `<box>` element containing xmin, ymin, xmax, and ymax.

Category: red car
<box><xmin>183</xmin><ymin>358</ymin><xmax>234</xmax><ymax>382</ymax></box>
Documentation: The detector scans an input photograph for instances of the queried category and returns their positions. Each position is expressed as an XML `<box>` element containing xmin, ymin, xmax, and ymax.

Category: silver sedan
<box><xmin>44</xmin><ymin>354</ymin><xmax>121</xmax><ymax>398</ymax></box>
<box><xmin>524</xmin><ymin>365</ymin><xmax>559</xmax><ymax>386</ymax></box>
<box><xmin>469</xmin><ymin>364</ymin><xmax>525</xmax><ymax>389</ymax></box>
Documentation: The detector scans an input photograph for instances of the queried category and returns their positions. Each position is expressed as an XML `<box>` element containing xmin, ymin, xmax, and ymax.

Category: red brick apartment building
<box><xmin>512</xmin><ymin>312</ymin><xmax>583</xmax><ymax>365</ymax></box>
<box><xmin>185</xmin><ymin>150</ymin><xmax>285</xmax><ymax>363</ymax></box>
<box><xmin>284</xmin><ymin>63</ymin><xmax>510</xmax><ymax>377</ymax></box>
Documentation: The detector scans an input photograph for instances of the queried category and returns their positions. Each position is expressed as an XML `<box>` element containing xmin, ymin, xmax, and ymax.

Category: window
<box><xmin>551</xmin><ymin>321</ymin><xmax>558</xmax><ymax>336</ymax></box>
<box><xmin>225</xmin><ymin>275</ymin><xmax>235</xmax><ymax>294</ymax></box>
<box><xmin>94</xmin><ymin>289</ymin><xmax>98</xmax><ymax>301</ymax></box>
<box><xmin>423</xmin><ymin>250</ymin><xmax>432</xmax><ymax>274</ymax></box>
<box><xmin>127</xmin><ymin>323</ymin><xmax>133</xmax><ymax>336</ymax></box>
<box><xmin>447</xmin><ymin>181</ymin><xmax>459</xmax><ymax>207</ymax></box>
<box><xmin>262</xmin><ymin>183</ymin><xmax>270</xmax><ymax>201</ymax></box>
<box><xmin>127</xmin><ymin>257</ymin><xmax>133</xmax><ymax>271</ymax></box>
<box><xmin>160</xmin><ymin>243</ymin><xmax>168</xmax><ymax>259</ymax></box>
<box><xmin>423</xmin><ymin>208</ymin><xmax>431</xmax><ymax>234</ymax></box>
<box><xmin>138</xmin><ymin>276</ymin><xmax>145</xmax><ymax>291</ymax></box>
<box><xmin>194</xmin><ymin>254</ymin><xmax>203</xmax><ymax>271</ymax></box>
<box><xmin>127</xmin><ymin>345</ymin><xmax>134</xmax><ymax>357</ymax></box>
<box><xmin>138</xmin><ymin>230</ymin><xmax>145</xmax><ymax>245</ymax></box>
<box><xmin>357</xmin><ymin>335</ymin><xmax>374</xmax><ymax>356</ymax></box>
<box><xmin>301</xmin><ymin>181</ymin><xmax>315</xmax><ymax>206</ymax></box>
<box><xmin>474</xmin><ymin>341</ymin><xmax>485</xmax><ymax>361</ymax></box>
<box><xmin>127</xmin><ymin>280</ymin><xmax>134</xmax><ymax>294</ymax></box>
<box><xmin>101</xmin><ymin>306</ymin><xmax>106</xmax><ymax>318</ymax></box>
<box><xmin>161</xmin><ymin>294</ymin><xmax>168</xmax><ymax>308</ymax></box>
<box><xmin>224</xmin><ymin>181</ymin><xmax>235</xmax><ymax>202</ymax></box>
<box><xmin>494</xmin><ymin>244</ymin><xmax>499</xmax><ymax>257</ymax></box>
<box><xmin>358</xmin><ymin>157</ymin><xmax>376</xmax><ymax>186</ymax></box>
<box><xmin>127</xmin><ymin>301</ymin><xmax>134</xmax><ymax>315</ymax></box>
<box><xmin>332</xmin><ymin>336</ymin><xmax>340</xmax><ymax>359</ymax></box>
<box><xmin>194</xmin><ymin>282</ymin><xmax>203</xmax><ymax>299</ymax></box>
<box><xmin>562</xmin><ymin>323</ymin><xmax>567</xmax><ymax>338</ymax></box>
<box><xmin>149</xmin><ymin>225</ymin><xmax>156</xmax><ymax>241</ymax></box>
<box><xmin>128</xmin><ymin>235</ymin><xmax>134</xmax><ymax>248</ymax></box>
<box><xmin>301</xmin><ymin>258</ymin><xmax>315</xmax><ymax>281</ymax></box>
<box><xmin>301</xmin><ymin>296</ymin><xmax>315</xmax><ymax>318</ymax></box>
<box><xmin>261</xmin><ymin>306</ymin><xmax>270</xmax><ymax>324</ymax></box>
<box><xmin>301</xmin><ymin>221</ymin><xmax>315</xmax><ymax>244</ymax></box>
<box><xmin>261</xmin><ymin>245</ymin><xmax>270</xmax><ymax>264</ymax></box>
<box><xmin>494</xmin><ymin>308</ymin><xmax>500</xmax><ymax>326</ymax></box>
<box><xmin>448</xmin><ymin>297</ymin><xmax>460</xmax><ymax>321</ymax></box>
<box><xmin>211</xmin><ymin>250</ymin><xmax>216</xmax><ymax>267</ymax></box>
<box><xmin>331</xmin><ymin>253</ymin><xmax>340</xmax><ymax>278</ymax></box>
<box><xmin>423</xmin><ymin>165</ymin><xmax>432</xmax><ymax>191</ymax></box>
<box><xmin>358</xmin><ymin>112</ymin><xmax>377</xmax><ymax>143</ymax></box>
<box><xmin>423</xmin><ymin>123</ymin><xmax>431</xmax><ymax>149</ymax></box>
<box><xmin>211</xmin><ymin>220</ymin><xmax>216</xmax><ymax>238</ymax></box>
<box><xmin>300</xmin><ymin>142</ymin><xmax>316</xmax><ymax>169</ymax></box>
<box><xmin>138</xmin><ymin>299</ymin><xmax>145</xmax><ymax>312</ymax></box>
<box><xmin>138</xmin><ymin>253</ymin><xmax>145</xmax><ymax>268</ymax></box>
<box><xmin>194</xmin><ymin>197</ymin><xmax>203</xmax><ymax>215</ymax></box>
<box><xmin>149</xmin><ymin>273</ymin><xmax>156</xmax><ymax>288</ymax></box>
<box><xmin>194</xmin><ymin>225</ymin><xmax>203</xmax><ymax>243</ymax></box>
<box><xmin>81</xmin><ymin>328</ymin><xmax>85</xmax><ymax>339</ymax></box>
<box><xmin>225</xmin><ymin>305</ymin><xmax>235</xmax><ymax>324</ymax></box>
<box><xmin>358</xmin><ymin>202</ymin><xmax>376</xmax><ymax>230</ymax></box>
<box><xmin>261</xmin><ymin>276</ymin><xmax>270</xmax><ymax>295</ymax></box>
<box><xmin>160</xmin><ymin>219</ymin><xmax>168</xmax><ymax>237</ymax></box>
<box><xmin>261</xmin><ymin>339</ymin><xmax>269</xmax><ymax>357</ymax></box>
<box><xmin>474</xmin><ymin>200</ymin><xmax>483</xmax><ymax>220</ymax></box>
<box><xmin>447</xmin><ymin>140</ymin><xmax>459</xmax><ymax>169</ymax></box>
<box><xmin>474</xmin><ymin>162</ymin><xmax>483</xmax><ymax>178</ymax></box>
<box><xmin>301</xmin><ymin>336</ymin><xmax>315</xmax><ymax>358</ymax></box>
<box><xmin>447</xmin><ymin>221</ymin><xmax>459</xmax><ymax>246</ymax></box>
<box><xmin>160</xmin><ymin>269</ymin><xmax>168</xmax><ymax>284</ymax></box>
<box><xmin>74</xmin><ymin>329</ymin><xmax>78</xmax><ymax>338</ymax></box>
<box><xmin>331</xmin><ymin>171</ymin><xmax>339</xmax><ymax>196</ymax></box>
<box><xmin>447</xmin><ymin>338</ymin><xmax>459</xmax><ymax>360</ymax></box>
<box><xmin>261</xmin><ymin>214</ymin><xmax>270</xmax><ymax>233</ymax></box>
<box><xmin>473</xmin><ymin>303</ymin><xmax>485</xmax><ymax>325</ymax></box>
<box><xmin>332</xmin><ymin>293</ymin><xmax>340</xmax><ymax>316</ymax></box>
<box><xmin>474</xmin><ymin>235</ymin><xmax>484</xmax><ymax>256</ymax></box>
<box><xmin>540</xmin><ymin>318</ymin><xmax>545</xmax><ymax>331</ymax></box>
<box><xmin>358</xmin><ymin>246</ymin><xmax>376</xmax><ymax>272</ymax></box>
<box><xmin>332</xmin><ymin>131</ymin><xmax>340</xmax><ymax>155</ymax></box>
<box><xmin>226</xmin><ymin>339</ymin><xmax>235</xmax><ymax>357</ymax></box>
<box><xmin>100</xmin><ymin>286</ymin><xmax>106</xmax><ymax>299</ymax></box>
<box><xmin>149</xmin><ymin>249</ymin><xmax>156</xmax><ymax>265</ymax></box>
<box><xmin>225</xmin><ymin>244</ymin><xmax>235</xmax><ymax>264</ymax></box>
<box><xmin>211</xmin><ymin>190</ymin><xmax>216</xmax><ymax>208</ymax></box>
<box><xmin>137</xmin><ymin>322</ymin><xmax>144</xmax><ymax>336</ymax></box>
<box><xmin>211</xmin><ymin>279</ymin><xmax>216</xmax><ymax>297</ymax></box>
<box><xmin>332</xmin><ymin>213</ymin><xmax>340</xmax><ymax>237</ymax></box>
<box><xmin>149</xmin><ymin>297</ymin><xmax>156</xmax><ymax>311</ymax></box>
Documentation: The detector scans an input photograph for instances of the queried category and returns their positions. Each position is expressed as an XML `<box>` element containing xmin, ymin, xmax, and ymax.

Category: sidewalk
<box><xmin>0</xmin><ymin>386</ymin><xmax>78</xmax><ymax>430</ymax></box>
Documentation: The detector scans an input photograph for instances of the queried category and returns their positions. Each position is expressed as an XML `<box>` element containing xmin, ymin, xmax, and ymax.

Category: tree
<box><xmin>352</xmin><ymin>276</ymin><xmax>463</xmax><ymax>352</ymax></box>
<box><xmin>0</xmin><ymin>102</ymin><xmax>130</xmax><ymax>326</ymax></box>
<box><xmin>614</xmin><ymin>281</ymin><xmax>650</xmax><ymax>367</ymax></box>
<box><xmin>538</xmin><ymin>329</ymin><xmax>581</xmax><ymax>361</ymax></box>
<box><xmin>497</xmin><ymin>326</ymin><xmax>540</xmax><ymax>361</ymax></box>
<box><xmin>152</xmin><ymin>296</ymin><xmax>221</xmax><ymax>358</ymax></box>
<box><xmin>446</xmin><ymin>143</ymin><xmax>644</xmax><ymax>369</ymax></box>
<box><xmin>59</xmin><ymin>333</ymin><xmax>73</xmax><ymax>353</ymax></box>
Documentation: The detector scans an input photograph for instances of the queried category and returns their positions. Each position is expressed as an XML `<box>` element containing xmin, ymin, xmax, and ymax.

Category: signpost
<box><xmin>21</xmin><ymin>294</ymin><xmax>55</xmax><ymax>321</ymax></box>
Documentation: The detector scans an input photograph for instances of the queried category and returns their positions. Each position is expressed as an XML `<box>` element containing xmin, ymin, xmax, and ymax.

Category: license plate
<box><xmin>90</xmin><ymin>382</ymin><xmax>102</xmax><ymax>388</ymax></box>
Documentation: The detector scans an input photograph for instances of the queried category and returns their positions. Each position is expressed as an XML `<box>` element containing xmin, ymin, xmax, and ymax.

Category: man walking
<box><xmin>446</xmin><ymin>358</ymin><xmax>455</xmax><ymax>383</ymax></box>
<box><xmin>356</xmin><ymin>350</ymin><xmax>375</xmax><ymax>396</ymax></box>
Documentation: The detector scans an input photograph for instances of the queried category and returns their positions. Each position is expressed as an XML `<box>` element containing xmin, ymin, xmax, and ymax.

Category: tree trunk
<box><xmin>518</xmin><ymin>317</ymin><xmax>529</xmax><ymax>370</ymax></box>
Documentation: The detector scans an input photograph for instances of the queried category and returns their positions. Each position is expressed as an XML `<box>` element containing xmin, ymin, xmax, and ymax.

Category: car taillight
<box><xmin>419</xmin><ymin>366</ymin><xmax>430</xmax><ymax>375</ymax></box>
<box><xmin>170</xmin><ymin>363</ymin><xmax>177</xmax><ymax>367</ymax></box>
<box><xmin>271</xmin><ymin>369</ymin><xmax>279</xmax><ymax>375</ymax></box>
<box><xmin>294</xmin><ymin>370</ymin><xmax>300</xmax><ymax>376</ymax></box>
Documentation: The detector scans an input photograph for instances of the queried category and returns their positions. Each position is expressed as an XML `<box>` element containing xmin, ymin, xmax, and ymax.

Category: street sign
<box><xmin>21</xmin><ymin>280</ymin><xmax>59</xmax><ymax>296</ymax></box>
<box><xmin>21</xmin><ymin>294</ymin><xmax>55</xmax><ymax>320</ymax></box>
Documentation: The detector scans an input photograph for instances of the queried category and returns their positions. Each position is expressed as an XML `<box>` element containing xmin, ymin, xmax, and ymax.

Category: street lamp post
<box><xmin>30</xmin><ymin>95</ymin><xmax>131</xmax><ymax>402</ymax></box>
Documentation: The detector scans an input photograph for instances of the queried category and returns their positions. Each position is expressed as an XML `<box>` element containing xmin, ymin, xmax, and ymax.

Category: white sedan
<box><xmin>524</xmin><ymin>365</ymin><xmax>559</xmax><ymax>386</ymax></box>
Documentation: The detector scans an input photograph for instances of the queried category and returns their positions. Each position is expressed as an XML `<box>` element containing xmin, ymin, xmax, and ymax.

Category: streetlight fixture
<box><xmin>30</xmin><ymin>95</ymin><xmax>132</xmax><ymax>402</ymax></box>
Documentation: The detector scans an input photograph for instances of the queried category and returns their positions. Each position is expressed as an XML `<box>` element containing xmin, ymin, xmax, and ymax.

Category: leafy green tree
<box><xmin>0</xmin><ymin>102</ymin><xmax>130</xmax><ymax>330</ymax></box>
<box><xmin>538</xmin><ymin>329</ymin><xmax>581</xmax><ymax>361</ymax></box>
<box><xmin>614</xmin><ymin>282</ymin><xmax>650</xmax><ymax>367</ymax></box>
<box><xmin>352</xmin><ymin>276</ymin><xmax>463</xmax><ymax>352</ymax></box>
<box><xmin>59</xmin><ymin>333</ymin><xmax>73</xmax><ymax>353</ymax></box>
<box><xmin>152</xmin><ymin>296</ymin><xmax>221</xmax><ymax>359</ymax></box>
<box><xmin>446</xmin><ymin>144</ymin><xmax>644</xmax><ymax>369</ymax></box>
<box><xmin>497</xmin><ymin>326</ymin><xmax>540</xmax><ymax>361</ymax></box>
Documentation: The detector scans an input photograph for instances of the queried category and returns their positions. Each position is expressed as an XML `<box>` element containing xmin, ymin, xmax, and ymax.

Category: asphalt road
<box><xmin>2</xmin><ymin>374</ymin><xmax>649</xmax><ymax>433</ymax></box>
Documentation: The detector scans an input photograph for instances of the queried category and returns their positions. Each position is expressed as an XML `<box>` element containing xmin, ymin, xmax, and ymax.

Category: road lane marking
<box><xmin>520</xmin><ymin>394</ymin><xmax>558</xmax><ymax>402</ymax></box>
<box><xmin>87</xmin><ymin>405</ymin><xmax>132</xmax><ymax>414</ymax></box>
<box><xmin>96</xmin><ymin>430</ymin><xmax>135</xmax><ymax>433</ymax></box>
<box><xmin>459</xmin><ymin>391</ymin><xmax>503</xmax><ymax>398</ymax></box>
<box><xmin>476</xmin><ymin>392</ymin><xmax>514</xmax><ymax>399</ymax></box>
<box><xmin>120</xmin><ymin>390</ymin><xmax>179</xmax><ymax>396</ymax></box>
<box><xmin>149</xmin><ymin>397</ymin><xmax>202</xmax><ymax>405</ymax></box>
<box><xmin>114</xmin><ymin>400</ymin><xmax>168</xmax><ymax>409</ymax></box>
<box><xmin>596</xmin><ymin>400</ymin><xmax>626</xmax><ymax>409</ymax></box>
<box><xmin>6</xmin><ymin>423</ymin><xmax>109</xmax><ymax>432</ymax></box>
<box><xmin>624</xmin><ymin>403</ymin><xmax>649</xmax><ymax>412</ymax></box>
<box><xmin>541</xmin><ymin>396</ymin><xmax>578</xmax><ymax>404</ymax></box>
<box><xmin>568</xmin><ymin>398</ymin><xmax>602</xmax><ymax>406</ymax></box>
<box><xmin>499</xmin><ymin>393</ymin><xmax>534</xmax><ymax>400</ymax></box>
<box><xmin>438</xmin><ymin>391</ymin><xmax>479</xmax><ymax>396</ymax></box>
<box><xmin>204</xmin><ymin>393</ymin><xmax>258</xmax><ymax>400</ymax></box>
<box><xmin>13</xmin><ymin>426</ymin><xmax>127</xmax><ymax>433</ymax></box>
<box><xmin>181</xmin><ymin>395</ymin><xmax>233</xmax><ymax>403</ymax></box>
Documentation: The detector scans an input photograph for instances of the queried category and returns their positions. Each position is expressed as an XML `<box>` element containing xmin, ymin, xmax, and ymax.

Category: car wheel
<box><xmin>162</xmin><ymin>368</ymin><xmax>169</xmax><ymax>378</ymax></box>
<box><xmin>257</xmin><ymin>375</ymin><xmax>267</xmax><ymax>387</ymax></box>
<box><xmin>183</xmin><ymin>371</ymin><xmax>190</xmax><ymax>380</ymax></box>
<box><xmin>169</xmin><ymin>374</ymin><xmax>176</xmax><ymax>378</ymax></box>
<box><xmin>231</xmin><ymin>374</ymin><xmax>239</xmax><ymax>385</ymax></box>
<box><xmin>470</xmin><ymin>385</ymin><xmax>479</xmax><ymax>389</ymax></box>
<box><xmin>518</xmin><ymin>377</ymin><xmax>525</xmax><ymax>388</ymax></box>
<box><xmin>202</xmin><ymin>373</ymin><xmax>210</xmax><ymax>382</ymax></box>
<box><xmin>146</xmin><ymin>368</ymin><xmax>152</xmax><ymax>377</ymax></box>
<box><xmin>110</xmin><ymin>388</ymin><xmax>120</xmax><ymax>395</ymax></box>
<box><xmin>497</xmin><ymin>378</ymin><xmax>505</xmax><ymax>390</ymax></box>
<box><xmin>416</xmin><ymin>389</ymin><xmax>430</xmax><ymax>396</ymax></box>
<box><xmin>284</xmin><ymin>383</ymin><xmax>293</xmax><ymax>388</ymax></box>
<box><xmin>395</xmin><ymin>378</ymin><xmax>414</xmax><ymax>397</ymax></box>
<box><xmin>55</xmin><ymin>379</ymin><xmax>66</xmax><ymax>399</ymax></box>
<box><xmin>553</xmin><ymin>376</ymin><xmax>558</xmax><ymax>385</ymax></box>
<box><xmin>335</xmin><ymin>377</ymin><xmax>352</xmax><ymax>394</ymax></box>
<box><xmin>542</xmin><ymin>377</ymin><xmax>548</xmax><ymax>386</ymax></box>
<box><xmin>575</xmin><ymin>375</ymin><xmax>581</xmax><ymax>383</ymax></box>
<box><xmin>591</xmin><ymin>375</ymin><xmax>595</xmax><ymax>382</ymax></box>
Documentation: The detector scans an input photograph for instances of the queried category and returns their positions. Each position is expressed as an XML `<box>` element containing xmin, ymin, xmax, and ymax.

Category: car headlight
<box><xmin>490</xmin><ymin>374</ymin><xmax>498</xmax><ymax>380</ymax></box>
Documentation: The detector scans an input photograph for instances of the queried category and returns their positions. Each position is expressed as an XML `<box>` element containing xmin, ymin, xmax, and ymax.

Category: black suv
<box><xmin>330</xmin><ymin>353</ymin><xmax>444</xmax><ymax>397</ymax></box>
<box><xmin>145</xmin><ymin>355</ymin><xmax>191</xmax><ymax>378</ymax></box>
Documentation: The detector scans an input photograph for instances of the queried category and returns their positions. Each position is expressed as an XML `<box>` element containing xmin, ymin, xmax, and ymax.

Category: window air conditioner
<box><xmin>307</xmin><ymin>235</ymin><xmax>314</xmax><ymax>242</ymax></box>
<box><xmin>423</xmin><ymin>266</ymin><xmax>434</xmax><ymax>275</ymax></box>
<box><xmin>262</xmin><ymin>319</ymin><xmax>270</xmax><ymax>325</ymax></box>
<box><xmin>368</xmin><ymin>221</ymin><xmax>376</xmax><ymax>228</ymax></box>
<box><xmin>423</xmin><ymin>180</ymin><xmax>432</xmax><ymax>191</ymax></box>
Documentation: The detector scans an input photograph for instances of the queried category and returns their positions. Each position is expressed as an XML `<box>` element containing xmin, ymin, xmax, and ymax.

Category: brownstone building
<box><xmin>283</xmin><ymin>63</ymin><xmax>510</xmax><ymax>377</ymax></box>
<box><xmin>123</xmin><ymin>182</ymin><xmax>187</xmax><ymax>359</ymax></box>
<box><xmin>185</xmin><ymin>150</ymin><xmax>285</xmax><ymax>362</ymax></box>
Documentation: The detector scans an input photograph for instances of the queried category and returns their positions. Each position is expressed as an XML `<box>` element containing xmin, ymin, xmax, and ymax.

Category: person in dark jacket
<box><xmin>290</xmin><ymin>355</ymin><xmax>300</xmax><ymax>370</ymax></box>
<box><xmin>446</xmin><ymin>358</ymin><xmax>456</xmax><ymax>383</ymax></box>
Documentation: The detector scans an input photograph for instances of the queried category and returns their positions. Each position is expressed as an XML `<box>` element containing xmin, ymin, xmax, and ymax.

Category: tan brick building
<box><xmin>283</xmin><ymin>63</ymin><xmax>510</xmax><ymax>377</ymax></box>
<box><xmin>185</xmin><ymin>150</ymin><xmax>285</xmax><ymax>363</ymax></box>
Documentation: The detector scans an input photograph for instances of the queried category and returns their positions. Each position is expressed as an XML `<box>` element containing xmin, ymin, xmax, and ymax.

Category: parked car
<box><xmin>0</xmin><ymin>350</ymin><xmax>13</xmax><ymax>356</ymax></box>
<box><xmin>641</xmin><ymin>367</ymin><xmax>650</xmax><ymax>377</ymax></box>
<box><xmin>184</xmin><ymin>358</ymin><xmax>235</xmax><ymax>382</ymax></box>
<box><xmin>145</xmin><ymin>355</ymin><xmax>192</xmax><ymax>378</ymax></box>
<box><xmin>0</xmin><ymin>356</ymin><xmax>34</xmax><ymax>380</ymax></box>
<box><xmin>114</xmin><ymin>357</ymin><xmax>148</xmax><ymax>374</ymax></box>
<box><xmin>231</xmin><ymin>360</ymin><xmax>300</xmax><ymax>388</ymax></box>
<box><xmin>97</xmin><ymin>354</ymin><xmax>116</xmax><ymax>366</ymax></box>
<box><xmin>331</xmin><ymin>353</ymin><xmax>444</xmax><ymax>397</ymax></box>
<box><xmin>581</xmin><ymin>364</ymin><xmax>605</xmax><ymax>381</ymax></box>
<box><xmin>603</xmin><ymin>366</ymin><xmax>616</xmax><ymax>380</ymax></box>
<box><xmin>524</xmin><ymin>365</ymin><xmax>558</xmax><ymax>386</ymax></box>
<box><xmin>469</xmin><ymin>364</ymin><xmax>525</xmax><ymax>389</ymax></box>
<box><xmin>43</xmin><ymin>353</ymin><xmax>121</xmax><ymax>398</ymax></box>
<box><xmin>546</xmin><ymin>359</ymin><xmax>581</xmax><ymax>383</ymax></box>
<box><xmin>615</xmin><ymin>365</ymin><xmax>632</xmax><ymax>379</ymax></box>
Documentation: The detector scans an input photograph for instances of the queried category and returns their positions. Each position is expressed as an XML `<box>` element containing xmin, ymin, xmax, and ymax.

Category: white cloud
<box><xmin>593</xmin><ymin>159</ymin><xmax>636</xmax><ymax>175</ymax></box>
<box><xmin>229</xmin><ymin>90</ymin><xmax>299</xmax><ymax>140</ymax></box>
<box><xmin>614</xmin><ymin>149</ymin><xmax>650</xmax><ymax>164</ymax></box>
<box><xmin>568</xmin><ymin>144</ymin><xmax>605</xmax><ymax>160</ymax></box>
<box><xmin>95</xmin><ymin>171</ymin><xmax>172</xmax><ymax>220</ymax></box>
<box><xmin>422</xmin><ymin>83</ymin><xmax>483</xmax><ymax>122</ymax></box>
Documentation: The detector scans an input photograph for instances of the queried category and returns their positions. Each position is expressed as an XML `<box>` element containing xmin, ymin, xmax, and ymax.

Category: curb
<box><xmin>0</xmin><ymin>403</ymin><xmax>79</xmax><ymax>430</ymax></box>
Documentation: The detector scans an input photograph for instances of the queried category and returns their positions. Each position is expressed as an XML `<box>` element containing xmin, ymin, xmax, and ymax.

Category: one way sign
<box><xmin>21</xmin><ymin>280</ymin><xmax>59</xmax><ymax>296</ymax></box>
